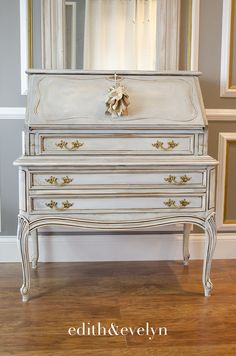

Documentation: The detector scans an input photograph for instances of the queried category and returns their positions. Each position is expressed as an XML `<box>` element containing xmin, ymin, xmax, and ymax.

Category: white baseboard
<box><xmin>0</xmin><ymin>233</ymin><xmax>235</xmax><ymax>262</ymax></box>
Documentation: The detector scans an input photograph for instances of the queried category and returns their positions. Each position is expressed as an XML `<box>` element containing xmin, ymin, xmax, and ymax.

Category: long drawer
<box><xmin>33</xmin><ymin>133</ymin><xmax>196</xmax><ymax>155</ymax></box>
<box><xmin>30</xmin><ymin>194</ymin><xmax>206</xmax><ymax>214</ymax></box>
<box><xmin>29</xmin><ymin>169</ymin><xmax>207</xmax><ymax>189</ymax></box>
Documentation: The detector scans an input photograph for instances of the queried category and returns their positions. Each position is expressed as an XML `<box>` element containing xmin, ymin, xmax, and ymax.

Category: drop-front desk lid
<box><xmin>26</xmin><ymin>70</ymin><xmax>207</xmax><ymax>129</ymax></box>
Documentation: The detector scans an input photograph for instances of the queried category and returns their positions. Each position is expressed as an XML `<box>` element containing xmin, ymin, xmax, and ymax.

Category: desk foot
<box><xmin>203</xmin><ymin>215</ymin><xmax>217</xmax><ymax>297</ymax></box>
<box><xmin>31</xmin><ymin>229</ymin><xmax>39</xmax><ymax>270</ymax></box>
<box><xmin>21</xmin><ymin>287</ymin><xmax>30</xmax><ymax>302</ymax></box>
<box><xmin>204</xmin><ymin>279</ymin><xmax>213</xmax><ymax>297</ymax></box>
<box><xmin>17</xmin><ymin>215</ymin><xmax>30</xmax><ymax>303</ymax></box>
<box><xmin>183</xmin><ymin>255</ymin><xmax>190</xmax><ymax>266</ymax></box>
<box><xmin>31</xmin><ymin>259</ymin><xmax>38</xmax><ymax>270</ymax></box>
<box><xmin>183</xmin><ymin>224</ymin><xmax>191</xmax><ymax>266</ymax></box>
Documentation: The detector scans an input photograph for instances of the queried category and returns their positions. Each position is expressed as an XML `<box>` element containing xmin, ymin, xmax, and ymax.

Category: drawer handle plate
<box><xmin>164</xmin><ymin>198</ymin><xmax>190</xmax><ymax>208</ymax></box>
<box><xmin>55</xmin><ymin>139</ymin><xmax>84</xmax><ymax>150</ymax></box>
<box><xmin>45</xmin><ymin>176</ymin><xmax>73</xmax><ymax>186</ymax></box>
<box><xmin>164</xmin><ymin>174</ymin><xmax>192</xmax><ymax>185</ymax></box>
<box><xmin>45</xmin><ymin>200</ymin><xmax>74</xmax><ymax>210</ymax></box>
<box><xmin>152</xmin><ymin>140</ymin><xmax>179</xmax><ymax>151</ymax></box>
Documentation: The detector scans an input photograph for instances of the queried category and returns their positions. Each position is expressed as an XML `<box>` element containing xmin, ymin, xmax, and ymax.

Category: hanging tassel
<box><xmin>105</xmin><ymin>74</ymin><xmax>130</xmax><ymax>117</ymax></box>
<box><xmin>105</xmin><ymin>84</ymin><xmax>130</xmax><ymax>117</ymax></box>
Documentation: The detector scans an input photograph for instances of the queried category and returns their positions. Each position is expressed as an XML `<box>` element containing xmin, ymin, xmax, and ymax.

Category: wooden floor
<box><xmin>0</xmin><ymin>260</ymin><xmax>236</xmax><ymax>355</ymax></box>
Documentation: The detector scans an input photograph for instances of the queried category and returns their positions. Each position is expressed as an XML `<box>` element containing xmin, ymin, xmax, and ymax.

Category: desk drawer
<box><xmin>30</xmin><ymin>194</ymin><xmax>205</xmax><ymax>214</ymax></box>
<box><xmin>36</xmin><ymin>133</ymin><xmax>195</xmax><ymax>155</ymax></box>
<box><xmin>30</xmin><ymin>170</ymin><xmax>206</xmax><ymax>189</ymax></box>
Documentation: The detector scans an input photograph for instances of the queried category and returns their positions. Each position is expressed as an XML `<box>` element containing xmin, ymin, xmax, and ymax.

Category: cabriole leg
<box><xmin>203</xmin><ymin>214</ymin><xmax>217</xmax><ymax>297</ymax></box>
<box><xmin>17</xmin><ymin>216</ymin><xmax>30</xmax><ymax>302</ymax></box>
<box><xmin>183</xmin><ymin>223</ymin><xmax>191</xmax><ymax>266</ymax></box>
<box><xmin>31</xmin><ymin>229</ymin><xmax>39</xmax><ymax>269</ymax></box>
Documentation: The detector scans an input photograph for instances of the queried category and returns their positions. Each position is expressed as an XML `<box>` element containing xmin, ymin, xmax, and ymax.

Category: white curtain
<box><xmin>83</xmin><ymin>0</ymin><xmax>157</xmax><ymax>70</ymax></box>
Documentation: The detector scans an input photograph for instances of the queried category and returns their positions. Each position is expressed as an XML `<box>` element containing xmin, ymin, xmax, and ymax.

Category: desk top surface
<box><xmin>14</xmin><ymin>155</ymin><xmax>218</xmax><ymax>167</ymax></box>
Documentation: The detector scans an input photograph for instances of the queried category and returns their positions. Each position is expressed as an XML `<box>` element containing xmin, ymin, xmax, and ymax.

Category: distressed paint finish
<box><xmin>14</xmin><ymin>71</ymin><xmax>217</xmax><ymax>301</ymax></box>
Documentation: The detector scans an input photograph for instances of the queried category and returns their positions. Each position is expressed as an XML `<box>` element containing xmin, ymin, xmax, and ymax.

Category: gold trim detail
<box><xmin>45</xmin><ymin>200</ymin><xmax>74</xmax><ymax>210</ymax></box>
<box><xmin>180</xmin><ymin>174</ymin><xmax>192</xmax><ymax>183</ymax></box>
<box><xmin>229</xmin><ymin>0</ymin><xmax>236</xmax><ymax>88</ymax></box>
<box><xmin>180</xmin><ymin>199</ymin><xmax>191</xmax><ymax>207</ymax></box>
<box><xmin>55</xmin><ymin>140</ymin><xmax>84</xmax><ymax>150</ymax></box>
<box><xmin>223</xmin><ymin>140</ymin><xmax>236</xmax><ymax>223</ymax></box>
<box><xmin>28</xmin><ymin>0</ymin><xmax>33</xmax><ymax>68</ymax></box>
<box><xmin>164</xmin><ymin>174</ymin><xmax>192</xmax><ymax>184</ymax></box>
<box><xmin>223</xmin><ymin>219</ymin><xmax>236</xmax><ymax>224</ymax></box>
<box><xmin>45</xmin><ymin>176</ymin><xmax>73</xmax><ymax>186</ymax></box>
<box><xmin>152</xmin><ymin>140</ymin><xmax>179</xmax><ymax>151</ymax></box>
<box><xmin>164</xmin><ymin>198</ymin><xmax>190</xmax><ymax>208</ymax></box>
<box><xmin>108</xmin><ymin>74</ymin><xmax>123</xmax><ymax>81</ymax></box>
<box><xmin>62</xmin><ymin>176</ymin><xmax>73</xmax><ymax>184</ymax></box>
<box><xmin>187</xmin><ymin>0</ymin><xmax>193</xmax><ymax>70</ymax></box>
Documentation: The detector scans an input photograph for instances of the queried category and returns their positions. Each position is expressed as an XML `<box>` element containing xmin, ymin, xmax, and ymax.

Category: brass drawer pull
<box><xmin>152</xmin><ymin>139</ymin><xmax>179</xmax><ymax>151</ymax></box>
<box><xmin>164</xmin><ymin>198</ymin><xmax>190</xmax><ymax>208</ymax></box>
<box><xmin>55</xmin><ymin>139</ymin><xmax>84</xmax><ymax>150</ymax></box>
<box><xmin>45</xmin><ymin>200</ymin><xmax>74</xmax><ymax>210</ymax></box>
<box><xmin>45</xmin><ymin>176</ymin><xmax>73</xmax><ymax>186</ymax></box>
<box><xmin>164</xmin><ymin>174</ymin><xmax>192</xmax><ymax>185</ymax></box>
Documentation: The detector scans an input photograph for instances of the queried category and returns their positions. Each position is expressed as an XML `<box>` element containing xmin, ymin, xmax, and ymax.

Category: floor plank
<box><xmin>0</xmin><ymin>260</ymin><xmax>236</xmax><ymax>355</ymax></box>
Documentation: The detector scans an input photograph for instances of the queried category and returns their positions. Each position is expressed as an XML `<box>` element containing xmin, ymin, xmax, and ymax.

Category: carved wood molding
<box><xmin>20</xmin><ymin>0</ymin><xmax>32</xmax><ymax>95</ymax></box>
<box><xmin>206</xmin><ymin>109</ymin><xmax>236</xmax><ymax>121</ymax></box>
<box><xmin>220</xmin><ymin>0</ymin><xmax>236</xmax><ymax>97</ymax></box>
<box><xmin>28</xmin><ymin>214</ymin><xmax>212</xmax><ymax>232</ymax></box>
<box><xmin>216</xmin><ymin>133</ymin><xmax>236</xmax><ymax>230</ymax></box>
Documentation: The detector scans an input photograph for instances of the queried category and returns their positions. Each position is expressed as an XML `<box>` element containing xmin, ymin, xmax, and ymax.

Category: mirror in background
<box><xmin>230</xmin><ymin>0</ymin><xmax>236</xmax><ymax>88</ymax></box>
<box><xmin>64</xmin><ymin>0</ymin><xmax>194</xmax><ymax>71</ymax></box>
<box><xmin>65</xmin><ymin>0</ymin><xmax>158</xmax><ymax>70</ymax></box>
<box><xmin>30</xmin><ymin>0</ymin><xmax>195</xmax><ymax>71</ymax></box>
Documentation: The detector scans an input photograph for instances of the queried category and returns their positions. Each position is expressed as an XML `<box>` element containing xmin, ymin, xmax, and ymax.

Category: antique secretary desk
<box><xmin>14</xmin><ymin>70</ymin><xmax>218</xmax><ymax>302</ymax></box>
